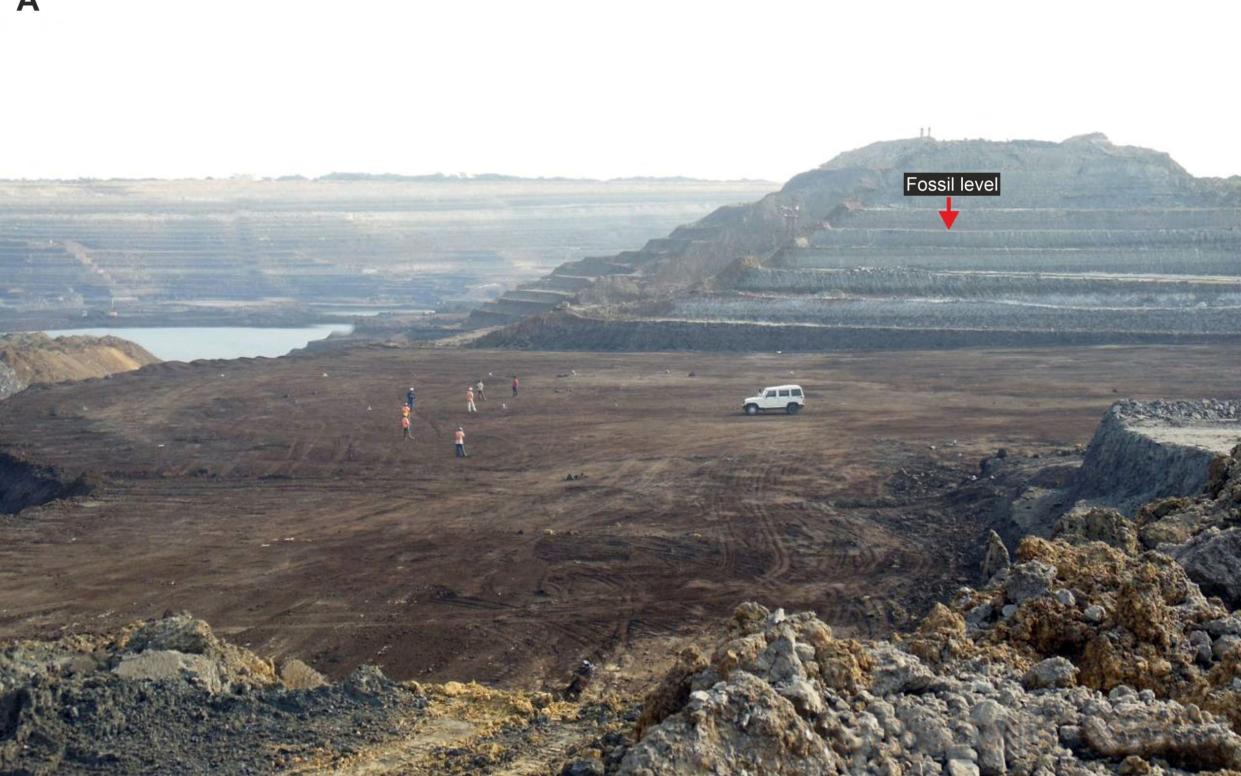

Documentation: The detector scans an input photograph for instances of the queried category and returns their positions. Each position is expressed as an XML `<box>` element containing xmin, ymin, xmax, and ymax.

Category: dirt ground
<box><xmin>2</xmin><ymin>344</ymin><xmax>1239</xmax><ymax>692</ymax></box>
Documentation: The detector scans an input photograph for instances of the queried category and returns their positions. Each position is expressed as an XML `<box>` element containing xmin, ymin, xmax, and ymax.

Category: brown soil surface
<box><xmin>2</xmin><ymin>345</ymin><xmax>1239</xmax><ymax>692</ymax></box>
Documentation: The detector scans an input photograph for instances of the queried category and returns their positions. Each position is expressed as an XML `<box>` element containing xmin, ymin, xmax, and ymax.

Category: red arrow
<box><xmin>938</xmin><ymin>196</ymin><xmax>958</xmax><ymax>230</ymax></box>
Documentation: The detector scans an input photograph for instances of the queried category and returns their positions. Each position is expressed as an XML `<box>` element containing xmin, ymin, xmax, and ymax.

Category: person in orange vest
<box><xmin>511</xmin><ymin>376</ymin><xmax>519</xmax><ymax>397</ymax></box>
<box><xmin>401</xmin><ymin>414</ymin><xmax>412</xmax><ymax>441</ymax></box>
<box><xmin>466</xmin><ymin>386</ymin><xmax>477</xmax><ymax>414</ymax></box>
<box><xmin>454</xmin><ymin>426</ymin><xmax>467</xmax><ymax>457</ymax></box>
<box><xmin>402</xmin><ymin>403</ymin><xmax>411</xmax><ymax>419</ymax></box>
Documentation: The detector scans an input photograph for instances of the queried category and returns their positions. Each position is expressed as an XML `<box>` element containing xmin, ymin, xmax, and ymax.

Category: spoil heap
<box><xmin>0</xmin><ymin>614</ymin><xmax>629</xmax><ymax>775</ymax></box>
<box><xmin>0</xmin><ymin>614</ymin><xmax>422</xmax><ymax>774</ymax></box>
<box><xmin>0</xmin><ymin>332</ymin><xmax>158</xmax><ymax>400</ymax></box>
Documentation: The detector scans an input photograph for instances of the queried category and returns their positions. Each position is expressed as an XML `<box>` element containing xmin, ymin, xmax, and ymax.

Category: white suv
<box><xmin>743</xmin><ymin>384</ymin><xmax>805</xmax><ymax>415</ymax></box>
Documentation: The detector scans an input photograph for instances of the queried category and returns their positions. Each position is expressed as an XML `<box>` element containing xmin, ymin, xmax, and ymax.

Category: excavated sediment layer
<box><xmin>474</xmin><ymin>310</ymin><xmax>1235</xmax><ymax>352</ymax></box>
<box><xmin>1072</xmin><ymin>400</ymin><xmax>1241</xmax><ymax>515</ymax></box>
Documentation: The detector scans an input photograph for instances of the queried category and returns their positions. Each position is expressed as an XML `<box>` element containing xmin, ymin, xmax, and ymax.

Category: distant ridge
<box><xmin>474</xmin><ymin>133</ymin><xmax>1241</xmax><ymax>349</ymax></box>
<box><xmin>0</xmin><ymin>173</ymin><xmax>775</xmax><ymax>185</ymax></box>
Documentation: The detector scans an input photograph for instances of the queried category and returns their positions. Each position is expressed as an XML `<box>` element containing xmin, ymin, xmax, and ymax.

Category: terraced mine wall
<box><xmin>474</xmin><ymin>310</ymin><xmax>1237</xmax><ymax>351</ymax></box>
<box><xmin>1071</xmin><ymin>400</ymin><xmax>1241</xmax><ymax>514</ymax></box>
<box><xmin>660</xmin><ymin>296</ymin><xmax>1241</xmax><ymax>337</ymax></box>
<box><xmin>0</xmin><ymin>176</ymin><xmax>772</xmax><ymax>324</ymax></box>
<box><xmin>474</xmin><ymin>136</ymin><xmax>1241</xmax><ymax>344</ymax></box>
<box><xmin>728</xmin><ymin>266</ymin><xmax>1241</xmax><ymax>301</ymax></box>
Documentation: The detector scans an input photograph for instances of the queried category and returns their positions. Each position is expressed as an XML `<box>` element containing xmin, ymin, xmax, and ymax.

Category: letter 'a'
<box><xmin>17</xmin><ymin>0</ymin><xmax>40</xmax><ymax>9</ymax></box>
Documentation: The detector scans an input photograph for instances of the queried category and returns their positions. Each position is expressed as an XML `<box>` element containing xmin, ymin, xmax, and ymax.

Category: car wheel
<box><xmin>786</xmin><ymin>403</ymin><xmax>801</xmax><ymax>415</ymax></box>
<box><xmin>745</xmin><ymin>404</ymin><xmax>759</xmax><ymax>415</ymax></box>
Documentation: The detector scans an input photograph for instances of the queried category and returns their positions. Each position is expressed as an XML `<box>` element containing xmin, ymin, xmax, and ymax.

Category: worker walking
<box><xmin>401</xmin><ymin>414</ymin><xmax>413</xmax><ymax>441</ymax></box>
<box><xmin>475</xmin><ymin>380</ymin><xmax>485</xmax><ymax>401</ymax></box>
<box><xmin>511</xmin><ymin>376</ymin><xmax>519</xmax><ymax>397</ymax></box>
<box><xmin>454</xmin><ymin>426</ymin><xmax>467</xmax><ymax>457</ymax></box>
<box><xmin>466</xmin><ymin>386</ymin><xmax>477</xmax><ymax>413</ymax></box>
<box><xmin>406</xmin><ymin>386</ymin><xmax>417</xmax><ymax>409</ymax></box>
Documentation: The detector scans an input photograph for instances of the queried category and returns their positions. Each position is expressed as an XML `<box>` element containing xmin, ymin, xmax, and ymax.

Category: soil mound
<box><xmin>0</xmin><ymin>332</ymin><xmax>158</xmax><ymax>399</ymax></box>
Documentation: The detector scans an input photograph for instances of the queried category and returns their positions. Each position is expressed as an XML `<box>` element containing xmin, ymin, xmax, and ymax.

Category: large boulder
<box><xmin>1053</xmin><ymin>506</ymin><xmax>1139</xmax><ymax>555</ymax></box>
<box><xmin>1004</xmin><ymin>559</ymin><xmax>1057</xmax><ymax>604</ymax></box>
<box><xmin>113</xmin><ymin>650</ymin><xmax>223</xmax><ymax>694</ymax></box>
<box><xmin>619</xmin><ymin>671</ymin><xmax>840</xmax><ymax>775</ymax></box>
<box><xmin>1173</xmin><ymin>527</ymin><xmax>1241</xmax><ymax>608</ymax></box>
<box><xmin>117</xmin><ymin>613</ymin><xmax>277</xmax><ymax>688</ymax></box>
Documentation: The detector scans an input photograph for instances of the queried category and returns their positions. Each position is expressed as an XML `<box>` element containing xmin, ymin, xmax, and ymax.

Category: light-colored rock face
<box><xmin>277</xmin><ymin>658</ymin><xmax>328</xmax><ymax>690</ymax></box>
<box><xmin>113</xmin><ymin>650</ymin><xmax>224</xmax><ymax>694</ymax></box>
<box><xmin>1137</xmin><ymin>425</ymin><xmax>1241</xmax><ymax>456</ymax></box>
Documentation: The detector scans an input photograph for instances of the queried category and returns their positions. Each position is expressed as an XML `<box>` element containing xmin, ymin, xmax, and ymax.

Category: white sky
<box><xmin>2</xmin><ymin>0</ymin><xmax>1239</xmax><ymax>182</ymax></box>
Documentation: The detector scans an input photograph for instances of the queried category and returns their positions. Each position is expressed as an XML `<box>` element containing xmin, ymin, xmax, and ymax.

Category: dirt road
<box><xmin>2</xmin><ymin>345</ymin><xmax>1238</xmax><ymax>689</ymax></box>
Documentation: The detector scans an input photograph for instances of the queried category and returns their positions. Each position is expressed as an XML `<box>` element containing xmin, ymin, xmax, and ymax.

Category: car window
<box><xmin>791</xmin><ymin>388</ymin><xmax>803</xmax><ymax>397</ymax></box>
<box><xmin>779</xmin><ymin>389</ymin><xmax>790</xmax><ymax>397</ymax></box>
<box><xmin>765</xmin><ymin>390</ymin><xmax>776</xmax><ymax>398</ymax></box>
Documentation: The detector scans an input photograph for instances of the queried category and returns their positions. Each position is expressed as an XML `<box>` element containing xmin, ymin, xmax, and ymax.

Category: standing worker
<box><xmin>406</xmin><ymin>386</ymin><xmax>417</xmax><ymax>410</ymax></box>
<box><xmin>454</xmin><ymin>426</ymin><xmax>467</xmax><ymax>457</ymax></box>
<box><xmin>466</xmin><ymin>386</ymin><xmax>477</xmax><ymax>413</ymax></box>
<box><xmin>475</xmin><ymin>380</ymin><xmax>485</xmax><ymax>401</ymax></box>
<box><xmin>401</xmin><ymin>414</ymin><xmax>413</xmax><ymax>441</ymax></box>
<box><xmin>511</xmin><ymin>375</ymin><xmax>519</xmax><ymax>397</ymax></box>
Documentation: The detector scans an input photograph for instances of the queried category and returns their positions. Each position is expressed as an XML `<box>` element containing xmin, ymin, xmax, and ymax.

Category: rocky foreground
<box><xmin>3</xmin><ymin>442</ymin><xmax>1240</xmax><ymax>773</ymax></box>
<box><xmin>608</xmin><ymin>443</ymin><xmax>1241</xmax><ymax>775</ymax></box>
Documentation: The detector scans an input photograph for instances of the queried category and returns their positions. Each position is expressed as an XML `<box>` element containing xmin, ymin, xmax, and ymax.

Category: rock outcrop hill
<box><xmin>0</xmin><ymin>332</ymin><xmax>158</xmax><ymax>400</ymax></box>
<box><xmin>476</xmin><ymin>134</ymin><xmax>1241</xmax><ymax>349</ymax></box>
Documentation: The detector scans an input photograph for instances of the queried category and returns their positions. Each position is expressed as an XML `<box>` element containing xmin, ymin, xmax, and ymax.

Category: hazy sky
<box><xmin>2</xmin><ymin>1</ymin><xmax>1239</xmax><ymax>181</ymax></box>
